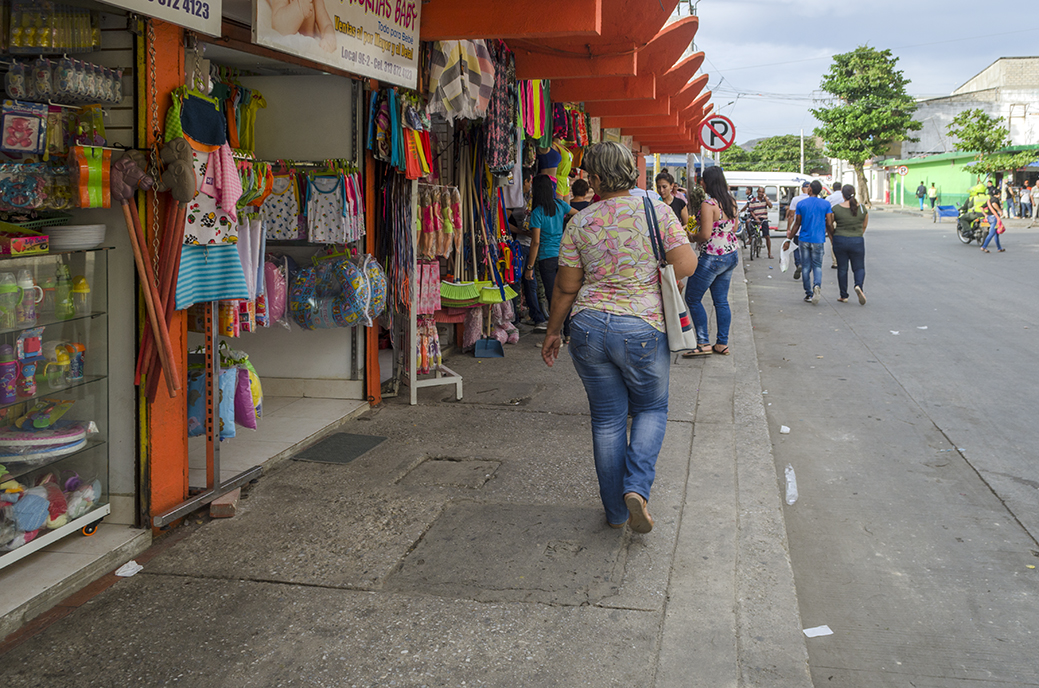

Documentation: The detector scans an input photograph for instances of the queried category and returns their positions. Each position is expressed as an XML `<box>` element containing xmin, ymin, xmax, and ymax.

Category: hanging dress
<box><xmin>306</xmin><ymin>175</ymin><xmax>348</xmax><ymax>244</ymax></box>
<box><xmin>261</xmin><ymin>175</ymin><xmax>302</xmax><ymax>240</ymax></box>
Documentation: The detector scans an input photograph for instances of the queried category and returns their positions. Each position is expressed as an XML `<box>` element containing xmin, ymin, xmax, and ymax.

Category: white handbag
<box><xmin>643</xmin><ymin>197</ymin><xmax>698</xmax><ymax>352</ymax></box>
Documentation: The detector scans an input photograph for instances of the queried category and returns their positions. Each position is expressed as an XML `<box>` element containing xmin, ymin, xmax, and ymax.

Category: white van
<box><xmin>721</xmin><ymin>171</ymin><xmax>828</xmax><ymax>230</ymax></box>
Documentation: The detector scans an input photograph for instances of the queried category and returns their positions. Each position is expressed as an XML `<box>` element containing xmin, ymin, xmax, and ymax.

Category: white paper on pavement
<box><xmin>804</xmin><ymin>625</ymin><xmax>833</xmax><ymax>638</ymax></box>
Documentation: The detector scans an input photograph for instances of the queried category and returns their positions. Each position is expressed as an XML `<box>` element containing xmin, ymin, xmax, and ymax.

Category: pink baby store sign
<box><xmin>252</xmin><ymin>0</ymin><xmax>420</xmax><ymax>89</ymax></box>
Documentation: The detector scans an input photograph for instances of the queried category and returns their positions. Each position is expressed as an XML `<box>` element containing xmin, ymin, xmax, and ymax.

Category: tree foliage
<box><xmin>947</xmin><ymin>109</ymin><xmax>1010</xmax><ymax>154</ymax></box>
<box><xmin>719</xmin><ymin>135</ymin><xmax>829</xmax><ymax>173</ymax></box>
<box><xmin>812</xmin><ymin>46</ymin><xmax>922</xmax><ymax>165</ymax></box>
<box><xmin>946</xmin><ymin>109</ymin><xmax>1035</xmax><ymax>174</ymax></box>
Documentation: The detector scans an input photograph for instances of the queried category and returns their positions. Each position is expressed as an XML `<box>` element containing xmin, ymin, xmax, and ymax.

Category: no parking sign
<box><xmin>698</xmin><ymin>115</ymin><xmax>736</xmax><ymax>152</ymax></box>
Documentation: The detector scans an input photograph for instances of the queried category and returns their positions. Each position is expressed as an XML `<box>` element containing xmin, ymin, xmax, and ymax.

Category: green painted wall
<box><xmin>894</xmin><ymin>157</ymin><xmax>980</xmax><ymax>209</ymax></box>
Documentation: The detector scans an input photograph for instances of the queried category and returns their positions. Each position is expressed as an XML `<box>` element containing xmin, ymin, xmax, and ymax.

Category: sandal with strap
<box><xmin>682</xmin><ymin>345</ymin><xmax>712</xmax><ymax>358</ymax></box>
<box><xmin>712</xmin><ymin>345</ymin><xmax>730</xmax><ymax>356</ymax></box>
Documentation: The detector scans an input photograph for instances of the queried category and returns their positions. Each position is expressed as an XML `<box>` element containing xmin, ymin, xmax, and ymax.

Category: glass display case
<box><xmin>0</xmin><ymin>248</ymin><xmax>108</xmax><ymax>568</ymax></box>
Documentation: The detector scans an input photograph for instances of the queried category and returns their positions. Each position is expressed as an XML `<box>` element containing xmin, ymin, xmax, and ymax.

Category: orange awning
<box><xmin>421</xmin><ymin>0</ymin><xmax>601</xmax><ymax>40</ymax></box>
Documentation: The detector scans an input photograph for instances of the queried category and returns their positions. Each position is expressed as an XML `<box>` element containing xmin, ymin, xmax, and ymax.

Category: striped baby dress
<box><xmin>175</xmin><ymin>244</ymin><xmax>250</xmax><ymax>311</ymax></box>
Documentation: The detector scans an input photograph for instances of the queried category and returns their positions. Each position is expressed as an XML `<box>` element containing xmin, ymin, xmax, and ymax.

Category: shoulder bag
<box><xmin>643</xmin><ymin>197</ymin><xmax>697</xmax><ymax>352</ymax></box>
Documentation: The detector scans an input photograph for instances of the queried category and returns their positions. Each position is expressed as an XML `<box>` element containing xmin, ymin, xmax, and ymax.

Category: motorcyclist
<box><xmin>957</xmin><ymin>184</ymin><xmax>988</xmax><ymax>238</ymax></box>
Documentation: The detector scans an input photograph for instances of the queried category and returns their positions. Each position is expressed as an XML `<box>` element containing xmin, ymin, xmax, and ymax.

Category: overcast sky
<box><xmin>690</xmin><ymin>0</ymin><xmax>1037</xmax><ymax>147</ymax></box>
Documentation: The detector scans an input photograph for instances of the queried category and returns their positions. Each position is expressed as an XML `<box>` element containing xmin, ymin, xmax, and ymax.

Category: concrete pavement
<box><xmin>0</xmin><ymin>274</ymin><xmax>812</xmax><ymax>687</ymax></box>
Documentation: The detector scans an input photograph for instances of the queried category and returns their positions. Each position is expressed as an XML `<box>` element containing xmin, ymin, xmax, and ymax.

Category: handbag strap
<box><xmin>643</xmin><ymin>196</ymin><xmax>666</xmax><ymax>263</ymax></box>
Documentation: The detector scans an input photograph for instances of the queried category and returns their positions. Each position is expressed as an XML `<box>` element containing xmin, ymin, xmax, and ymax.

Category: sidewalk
<box><xmin>0</xmin><ymin>272</ymin><xmax>812</xmax><ymax>687</ymax></box>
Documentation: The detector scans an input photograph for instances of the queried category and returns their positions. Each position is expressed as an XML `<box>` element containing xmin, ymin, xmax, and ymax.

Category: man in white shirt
<box><xmin>786</xmin><ymin>181</ymin><xmax>811</xmax><ymax>280</ymax></box>
<box><xmin>823</xmin><ymin>181</ymin><xmax>842</xmax><ymax>267</ymax></box>
<box><xmin>825</xmin><ymin>181</ymin><xmax>843</xmax><ymax>207</ymax></box>
<box><xmin>1020</xmin><ymin>183</ymin><xmax>1033</xmax><ymax>219</ymax></box>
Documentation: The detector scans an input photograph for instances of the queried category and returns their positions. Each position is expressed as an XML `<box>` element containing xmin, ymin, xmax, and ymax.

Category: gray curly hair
<box><xmin>581</xmin><ymin>142</ymin><xmax>639</xmax><ymax>193</ymax></box>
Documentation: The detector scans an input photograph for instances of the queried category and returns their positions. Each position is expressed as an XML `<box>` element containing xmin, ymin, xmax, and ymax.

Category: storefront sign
<box><xmin>98</xmin><ymin>0</ymin><xmax>222</xmax><ymax>36</ymax></box>
<box><xmin>253</xmin><ymin>0</ymin><xmax>420</xmax><ymax>89</ymax></box>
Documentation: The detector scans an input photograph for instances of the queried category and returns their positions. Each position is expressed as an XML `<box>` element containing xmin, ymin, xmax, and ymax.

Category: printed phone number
<box><xmin>149</xmin><ymin>0</ymin><xmax>211</xmax><ymax>21</ymax></box>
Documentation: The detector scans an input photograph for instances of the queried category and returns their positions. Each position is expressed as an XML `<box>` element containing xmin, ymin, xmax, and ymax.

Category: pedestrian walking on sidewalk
<box><xmin>683</xmin><ymin>166</ymin><xmax>740</xmax><ymax>357</ymax></box>
<box><xmin>980</xmin><ymin>194</ymin><xmax>1005</xmax><ymax>253</ymax></box>
<box><xmin>916</xmin><ymin>181</ymin><xmax>927</xmax><ymax>211</ymax></box>
<box><xmin>830</xmin><ymin>184</ymin><xmax>868</xmax><ymax>305</ymax></box>
<box><xmin>786</xmin><ymin>181</ymin><xmax>810</xmax><ymax>280</ymax></box>
<box><xmin>1020</xmin><ymin>183</ymin><xmax>1033</xmax><ymax>219</ymax></box>
<box><xmin>527</xmin><ymin>175</ymin><xmax>577</xmax><ymax>339</ymax></box>
<box><xmin>541</xmin><ymin>141</ymin><xmax>697</xmax><ymax>533</ymax></box>
<box><xmin>928</xmin><ymin>182</ymin><xmax>938</xmax><ymax>209</ymax></box>
<box><xmin>788</xmin><ymin>180</ymin><xmax>834</xmax><ymax>304</ymax></box>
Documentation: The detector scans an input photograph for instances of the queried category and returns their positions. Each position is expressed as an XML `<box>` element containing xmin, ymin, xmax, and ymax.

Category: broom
<box><xmin>439</xmin><ymin>165</ymin><xmax>479</xmax><ymax>304</ymax></box>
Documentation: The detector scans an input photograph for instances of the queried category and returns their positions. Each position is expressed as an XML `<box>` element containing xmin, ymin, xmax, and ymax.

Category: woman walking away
<box><xmin>655</xmin><ymin>170</ymin><xmax>689</xmax><ymax>225</ymax></box>
<box><xmin>682</xmin><ymin>166</ymin><xmax>740</xmax><ymax>358</ymax></box>
<box><xmin>541</xmin><ymin>142</ymin><xmax>697</xmax><ymax>533</ymax></box>
<box><xmin>831</xmin><ymin>184</ymin><xmax>869</xmax><ymax>305</ymax></box>
<box><xmin>980</xmin><ymin>194</ymin><xmax>1005</xmax><ymax>253</ymax></box>
<box><xmin>526</xmin><ymin>175</ymin><xmax>577</xmax><ymax>337</ymax></box>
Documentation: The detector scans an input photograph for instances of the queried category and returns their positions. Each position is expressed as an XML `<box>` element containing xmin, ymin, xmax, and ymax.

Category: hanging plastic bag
<box><xmin>218</xmin><ymin>366</ymin><xmax>236</xmax><ymax>440</ymax></box>
<box><xmin>779</xmin><ymin>239</ymin><xmax>796</xmax><ymax>273</ymax></box>
<box><xmin>235</xmin><ymin>367</ymin><xmax>256</xmax><ymax>430</ymax></box>
<box><xmin>359</xmin><ymin>254</ymin><xmax>387</xmax><ymax>323</ymax></box>
<box><xmin>264</xmin><ymin>254</ymin><xmax>290</xmax><ymax>330</ymax></box>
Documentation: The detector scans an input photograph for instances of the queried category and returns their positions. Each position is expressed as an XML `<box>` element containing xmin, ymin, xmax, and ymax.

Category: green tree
<box><xmin>752</xmin><ymin>135</ymin><xmax>829</xmax><ymax>174</ymax></box>
<box><xmin>812</xmin><ymin>46</ymin><xmax>922</xmax><ymax>206</ymax></box>
<box><xmin>719</xmin><ymin>144</ymin><xmax>757</xmax><ymax>169</ymax></box>
<box><xmin>947</xmin><ymin>109</ymin><xmax>1034</xmax><ymax>175</ymax></box>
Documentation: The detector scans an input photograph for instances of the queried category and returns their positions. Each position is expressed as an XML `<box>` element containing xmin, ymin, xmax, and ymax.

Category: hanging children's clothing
<box><xmin>306</xmin><ymin>175</ymin><xmax>349</xmax><ymax>244</ymax></box>
<box><xmin>261</xmin><ymin>175</ymin><xmax>302</xmax><ymax>240</ymax></box>
<box><xmin>175</xmin><ymin>244</ymin><xmax>250</xmax><ymax>310</ymax></box>
<box><xmin>184</xmin><ymin>146</ymin><xmax>240</xmax><ymax>245</ymax></box>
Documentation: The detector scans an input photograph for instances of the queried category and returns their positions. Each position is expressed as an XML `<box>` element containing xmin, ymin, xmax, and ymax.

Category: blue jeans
<box><xmin>918</xmin><ymin>196</ymin><xmax>925</xmax><ymax>210</ymax></box>
<box><xmin>568</xmin><ymin>310</ymin><xmax>670</xmax><ymax>525</ymax></box>
<box><xmin>831</xmin><ymin>235</ymin><xmax>865</xmax><ymax>298</ymax></box>
<box><xmin>1022</xmin><ymin>201</ymin><xmax>1032</xmax><ymax>218</ymax></box>
<box><xmin>684</xmin><ymin>251</ymin><xmax>738</xmax><ymax>345</ymax></box>
<box><xmin>538</xmin><ymin>256</ymin><xmax>570</xmax><ymax>337</ymax></box>
<box><xmin>981</xmin><ymin>216</ymin><xmax>1002</xmax><ymax>250</ymax></box>
<box><xmin>791</xmin><ymin>237</ymin><xmax>801</xmax><ymax>268</ymax></box>
<box><xmin>516</xmin><ymin>244</ymin><xmax>545</xmax><ymax>322</ymax></box>
<box><xmin>799</xmin><ymin>242</ymin><xmax>824</xmax><ymax>296</ymax></box>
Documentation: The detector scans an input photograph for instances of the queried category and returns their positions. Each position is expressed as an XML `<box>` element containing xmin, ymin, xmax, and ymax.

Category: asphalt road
<box><xmin>746</xmin><ymin>209</ymin><xmax>1039</xmax><ymax>687</ymax></box>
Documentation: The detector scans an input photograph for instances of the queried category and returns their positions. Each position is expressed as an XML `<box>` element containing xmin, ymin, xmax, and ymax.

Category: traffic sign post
<box><xmin>896</xmin><ymin>165</ymin><xmax>909</xmax><ymax>176</ymax></box>
<box><xmin>698</xmin><ymin>115</ymin><xmax>736</xmax><ymax>153</ymax></box>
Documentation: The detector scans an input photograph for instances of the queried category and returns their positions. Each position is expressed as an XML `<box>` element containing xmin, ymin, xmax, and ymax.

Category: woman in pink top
<box><xmin>682</xmin><ymin>166</ymin><xmax>740</xmax><ymax>357</ymax></box>
<box><xmin>541</xmin><ymin>142</ymin><xmax>698</xmax><ymax>533</ymax></box>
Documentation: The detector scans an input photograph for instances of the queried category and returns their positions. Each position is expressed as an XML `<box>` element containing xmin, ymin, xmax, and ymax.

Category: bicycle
<box><xmin>745</xmin><ymin>217</ymin><xmax>763</xmax><ymax>261</ymax></box>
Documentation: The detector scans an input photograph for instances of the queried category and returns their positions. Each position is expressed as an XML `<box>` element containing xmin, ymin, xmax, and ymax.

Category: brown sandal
<box><xmin>682</xmin><ymin>345</ymin><xmax>712</xmax><ymax>358</ymax></box>
<box><xmin>712</xmin><ymin>345</ymin><xmax>730</xmax><ymax>356</ymax></box>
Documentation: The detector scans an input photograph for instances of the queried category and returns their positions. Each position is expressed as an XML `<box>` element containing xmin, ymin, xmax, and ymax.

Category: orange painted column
<box><xmin>365</xmin><ymin>80</ymin><xmax>382</xmax><ymax>406</ymax></box>
<box><xmin>142</xmin><ymin>19</ymin><xmax>188</xmax><ymax>527</ymax></box>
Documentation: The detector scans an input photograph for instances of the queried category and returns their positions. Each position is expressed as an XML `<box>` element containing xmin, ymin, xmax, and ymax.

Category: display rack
<box><xmin>0</xmin><ymin>248</ymin><xmax>110</xmax><ymax>570</ymax></box>
<box><xmin>152</xmin><ymin>301</ymin><xmax>261</xmax><ymax>528</ymax></box>
<box><xmin>402</xmin><ymin>180</ymin><xmax>462</xmax><ymax>405</ymax></box>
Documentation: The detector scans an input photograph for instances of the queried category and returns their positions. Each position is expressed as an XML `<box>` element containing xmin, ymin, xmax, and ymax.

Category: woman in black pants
<box><xmin>830</xmin><ymin>184</ymin><xmax>869</xmax><ymax>305</ymax></box>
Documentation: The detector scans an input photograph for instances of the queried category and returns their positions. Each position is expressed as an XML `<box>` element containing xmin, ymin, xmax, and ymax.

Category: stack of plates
<box><xmin>46</xmin><ymin>224</ymin><xmax>107</xmax><ymax>252</ymax></box>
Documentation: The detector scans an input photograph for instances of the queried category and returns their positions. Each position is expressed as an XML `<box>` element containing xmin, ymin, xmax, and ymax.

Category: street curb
<box><xmin>657</xmin><ymin>265</ymin><xmax>812</xmax><ymax>687</ymax></box>
<box><xmin>729</xmin><ymin>271</ymin><xmax>812</xmax><ymax>686</ymax></box>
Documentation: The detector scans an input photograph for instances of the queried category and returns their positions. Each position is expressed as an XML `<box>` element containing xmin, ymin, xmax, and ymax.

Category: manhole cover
<box><xmin>386</xmin><ymin>503</ymin><xmax>624</xmax><ymax>605</ymax></box>
<box><xmin>399</xmin><ymin>458</ymin><xmax>499</xmax><ymax>489</ymax></box>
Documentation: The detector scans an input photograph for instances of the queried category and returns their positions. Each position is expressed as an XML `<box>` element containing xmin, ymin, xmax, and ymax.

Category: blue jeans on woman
<box><xmin>538</xmin><ymin>256</ymin><xmax>570</xmax><ymax>337</ymax></box>
<box><xmin>516</xmin><ymin>244</ymin><xmax>545</xmax><ymax>323</ymax></box>
<box><xmin>981</xmin><ymin>216</ymin><xmax>1002</xmax><ymax>250</ymax></box>
<box><xmin>831</xmin><ymin>235</ymin><xmax>865</xmax><ymax>298</ymax></box>
<box><xmin>569</xmin><ymin>310</ymin><xmax>670</xmax><ymax>526</ymax></box>
<box><xmin>684</xmin><ymin>251</ymin><xmax>739</xmax><ymax>346</ymax></box>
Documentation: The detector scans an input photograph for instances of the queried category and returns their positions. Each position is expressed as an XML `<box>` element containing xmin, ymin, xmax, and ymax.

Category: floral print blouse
<box><xmin>699</xmin><ymin>197</ymin><xmax>738</xmax><ymax>256</ymax></box>
<box><xmin>559</xmin><ymin>195</ymin><xmax>689</xmax><ymax>332</ymax></box>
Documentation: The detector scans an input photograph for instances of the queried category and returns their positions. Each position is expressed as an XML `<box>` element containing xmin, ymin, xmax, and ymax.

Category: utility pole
<box><xmin>800</xmin><ymin>129</ymin><xmax>805</xmax><ymax>175</ymax></box>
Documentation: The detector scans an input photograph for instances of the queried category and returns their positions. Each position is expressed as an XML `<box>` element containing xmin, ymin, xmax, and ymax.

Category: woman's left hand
<box><xmin>542</xmin><ymin>333</ymin><xmax>563</xmax><ymax>367</ymax></box>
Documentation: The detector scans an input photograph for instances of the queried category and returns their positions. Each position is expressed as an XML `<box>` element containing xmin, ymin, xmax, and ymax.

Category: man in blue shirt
<box><xmin>787</xmin><ymin>180</ymin><xmax>834</xmax><ymax>304</ymax></box>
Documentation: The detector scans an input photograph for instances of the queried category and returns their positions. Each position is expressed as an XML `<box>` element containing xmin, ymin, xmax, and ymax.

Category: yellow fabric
<box><xmin>532</xmin><ymin>80</ymin><xmax>543</xmax><ymax>139</ymax></box>
<box><xmin>238</xmin><ymin>92</ymin><xmax>267</xmax><ymax>153</ymax></box>
<box><xmin>556</xmin><ymin>144</ymin><xmax>573</xmax><ymax>197</ymax></box>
